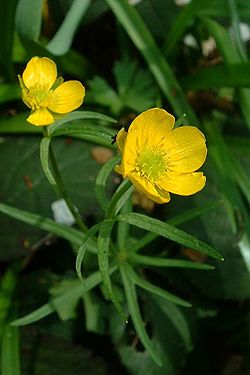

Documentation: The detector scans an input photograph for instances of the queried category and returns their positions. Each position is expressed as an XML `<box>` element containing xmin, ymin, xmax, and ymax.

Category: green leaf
<box><xmin>87</xmin><ymin>76</ymin><xmax>122</xmax><ymax>115</ymax></box>
<box><xmin>95</xmin><ymin>154</ymin><xmax>121</xmax><ymax>211</ymax></box>
<box><xmin>49</xmin><ymin>111</ymin><xmax>116</xmax><ymax>133</ymax></box>
<box><xmin>120</xmin><ymin>264</ymin><xmax>162</xmax><ymax>366</ymax></box>
<box><xmin>117</xmin><ymin>199</ymin><xmax>132</xmax><ymax>251</ymax></box>
<box><xmin>40</xmin><ymin>137</ymin><xmax>58</xmax><ymax>193</ymax></box>
<box><xmin>48</xmin><ymin>111</ymin><xmax>116</xmax><ymax>146</ymax></box>
<box><xmin>131</xmin><ymin>200</ymin><xmax>222</xmax><ymax>252</ymax></box>
<box><xmin>0</xmin><ymin>264</ymin><xmax>19</xmax><ymax>341</ymax></box>
<box><xmin>0</xmin><ymin>202</ymin><xmax>88</xmax><ymax>249</ymax></box>
<box><xmin>0</xmin><ymin>113</ymin><xmax>42</xmax><ymax>134</ymax></box>
<box><xmin>124</xmin><ymin>263</ymin><xmax>191</xmax><ymax>307</ymax></box>
<box><xmin>0</xmin><ymin>0</ymin><xmax>18</xmax><ymax>79</ymax></box>
<box><xmin>182</xmin><ymin>62</ymin><xmax>250</xmax><ymax>90</ymax></box>
<box><xmin>47</xmin><ymin>0</ymin><xmax>91</xmax><ymax>55</ymax></box>
<box><xmin>12</xmin><ymin>269</ymin><xmax>117</xmax><ymax>326</ymax></box>
<box><xmin>49</xmin><ymin>279</ymin><xmax>82</xmax><ymax>321</ymax></box>
<box><xmin>15</xmin><ymin>0</ymin><xmax>43</xmax><ymax>40</ymax></box>
<box><xmin>0</xmin><ymin>84</ymin><xmax>20</xmax><ymax>103</ymax></box>
<box><xmin>105</xmin><ymin>0</ymin><xmax>197</xmax><ymax>123</ymax></box>
<box><xmin>1</xmin><ymin>324</ymin><xmax>20</xmax><ymax>375</ymax></box>
<box><xmin>201</xmin><ymin>16</ymin><xmax>250</xmax><ymax>130</ymax></box>
<box><xmin>76</xmin><ymin>224</ymin><xmax>100</xmax><ymax>282</ymax></box>
<box><xmin>106</xmin><ymin>179</ymin><xmax>133</xmax><ymax>218</ymax></box>
<box><xmin>97</xmin><ymin>220</ymin><xmax>126</xmax><ymax>321</ymax></box>
<box><xmin>162</xmin><ymin>0</ymin><xmax>207</xmax><ymax>58</ymax></box>
<box><xmin>131</xmin><ymin>253</ymin><xmax>215</xmax><ymax>270</ymax></box>
<box><xmin>117</xmin><ymin>212</ymin><xmax>223</xmax><ymax>261</ymax></box>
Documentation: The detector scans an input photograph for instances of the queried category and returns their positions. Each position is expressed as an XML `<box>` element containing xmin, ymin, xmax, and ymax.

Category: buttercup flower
<box><xmin>115</xmin><ymin>108</ymin><xmax>207</xmax><ymax>204</ymax></box>
<box><xmin>18</xmin><ymin>56</ymin><xmax>85</xmax><ymax>126</ymax></box>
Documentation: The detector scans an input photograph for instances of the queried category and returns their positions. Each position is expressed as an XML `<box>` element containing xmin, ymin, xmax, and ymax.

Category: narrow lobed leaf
<box><xmin>117</xmin><ymin>212</ymin><xmax>223</xmax><ymax>261</ymax></box>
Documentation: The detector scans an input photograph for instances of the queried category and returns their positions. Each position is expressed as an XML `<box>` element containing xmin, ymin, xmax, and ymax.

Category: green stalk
<box><xmin>42</xmin><ymin>127</ymin><xmax>88</xmax><ymax>233</ymax></box>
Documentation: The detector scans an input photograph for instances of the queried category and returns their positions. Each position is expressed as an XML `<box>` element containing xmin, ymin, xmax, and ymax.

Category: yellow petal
<box><xmin>122</xmin><ymin>108</ymin><xmax>175</xmax><ymax>176</ymax></box>
<box><xmin>116</xmin><ymin>128</ymin><xmax>127</xmax><ymax>153</ymax></box>
<box><xmin>128</xmin><ymin>108</ymin><xmax>175</xmax><ymax>145</ymax></box>
<box><xmin>129</xmin><ymin>172</ymin><xmax>170</xmax><ymax>204</ymax></box>
<box><xmin>158</xmin><ymin>171</ymin><xmax>206</xmax><ymax>196</ymax></box>
<box><xmin>22</xmin><ymin>57</ymin><xmax>57</xmax><ymax>90</ymax></box>
<box><xmin>48</xmin><ymin>81</ymin><xmax>85</xmax><ymax>114</ymax></box>
<box><xmin>27</xmin><ymin>108</ymin><xmax>54</xmax><ymax>126</ymax></box>
<box><xmin>165</xmin><ymin>126</ymin><xmax>207</xmax><ymax>173</ymax></box>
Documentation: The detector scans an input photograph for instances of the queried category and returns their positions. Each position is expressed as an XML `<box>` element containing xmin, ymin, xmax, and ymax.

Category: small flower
<box><xmin>18</xmin><ymin>56</ymin><xmax>85</xmax><ymax>126</ymax></box>
<box><xmin>115</xmin><ymin>108</ymin><xmax>207</xmax><ymax>204</ymax></box>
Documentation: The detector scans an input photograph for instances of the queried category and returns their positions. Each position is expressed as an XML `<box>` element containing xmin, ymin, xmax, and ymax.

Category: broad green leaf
<box><xmin>1</xmin><ymin>324</ymin><xmax>20</xmax><ymax>375</ymax></box>
<box><xmin>97</xmin><ymin>220</ymin><xmax>126</xmax><ymax>320</ymax></box>
<box><xmin>131</xmin><ymin>253</ymin><xmax>214</xmax><ymax>270</ymax></box>
<box><xmin>0</xmin><ymin>113</ymin><xmax>42</xmax><ymax>134</ymax></box>
<box><xmin>47</xmin><ymin>0</ymin><xmax>91</xmax><ymax>55</ymax></box>
<box><xmin>12</xmin><ymin>268</ymin><xmax>117</xmax><ymax>326</ymax></box>
<box><xmin>15</xmin><ymin>0</ymin><xmax>43</xmax><ymax>40</ymax></box>
<box><xmin>95</xmin><ymin>154</ymin><xmax>121</xmax><ymax>211</ymax></box>
<box><xmin>0</xmin><ymin>84</ymin><xmax>20</xmax><ymax>103</ymax></box>
<box><xmin>120</xmin><ymin>264</ymin><xmax>162</xmax><ymax>366</ymax></box>
<box><xmin>124</xmin><ymin>263</ymin><xmax>191</xmax><ymax>307</ymax></box>
<box><xmin>182</xmin><ymin>62</ymin><xmax>250</xmax><ymax>90</ymax></box>
<box><xmin>105</xmin><ymin>0</ymin><xmax>197</xmax><ymax>123</ymax></box>
<box><xmin>117</xmin><ymin>212</ymin><xmax>223</xmax><ymax>261</ymax></box>
<box><xmin>0</xmin><ymin>136</ymin><xmax>108</xmax><ymax>259</ymax></box>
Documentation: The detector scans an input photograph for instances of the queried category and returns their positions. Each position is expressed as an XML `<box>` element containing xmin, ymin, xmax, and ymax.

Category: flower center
<box><xmin>23</xmin><ymin>85</ymin><xmax>50</xmax><ymax>110</ymax></box>
<box><xmin>136</xmin><ymin>148</ymin><xmax>166</xmax><ymax>181</ymax></box>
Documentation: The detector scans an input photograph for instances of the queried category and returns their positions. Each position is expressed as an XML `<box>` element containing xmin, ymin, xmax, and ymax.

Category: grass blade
<box><xmin>1</xmin><ymin>325</ymin><xmax>20</xmax><ymax>375</ymax></box>
<box><xmin>47</xmin><ymin>0</ymin><xmax>91</xmax><ymax>55</ymax></box>
<box><xmin>201</xmin><ymin>16</ymin><xmax>250</xmax><ymax>130</ymax></box>
<box><xmin>105</xmin><ymin>0</ymin><xmax>197</xmax><ymax>122</ymax></box>
<box><xmin>15</xmin><ymin>0</ymin><xmax>43</xmax><ymax>40</ymax></box>
<box><xmin>0</xmin><ymin>264</ymin><xmax>19</xmax><ymax>341</ymax></box>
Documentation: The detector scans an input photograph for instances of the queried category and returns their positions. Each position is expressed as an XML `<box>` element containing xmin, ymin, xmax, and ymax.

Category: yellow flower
<box><xmin>18</xmin><ymin>56</ymin><xmax>85</xmax><ymax>126</ymax></box>
<box><xmin>115</xmin><ymin>108</ymin><xmax>207</xmax><ymax>204</ymax></box>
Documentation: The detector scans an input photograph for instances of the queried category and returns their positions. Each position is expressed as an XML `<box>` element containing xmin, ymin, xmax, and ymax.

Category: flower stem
<box><xmin>42</xmin><ymin>127</ymin><xmax>88</xmax><ymax>233</ymax></box>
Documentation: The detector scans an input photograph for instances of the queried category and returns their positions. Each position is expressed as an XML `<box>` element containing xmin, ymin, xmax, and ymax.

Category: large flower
<box><xmin>115</xmin><ymin>108</ymin><xmax>207</xmax><ymax>204</ymax></box>
<box><xmin>18</xmin><ymin>56</ymin><xmax>85</xmax><ymax>126</ymax></box>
